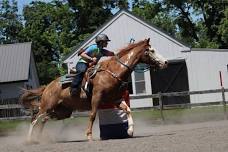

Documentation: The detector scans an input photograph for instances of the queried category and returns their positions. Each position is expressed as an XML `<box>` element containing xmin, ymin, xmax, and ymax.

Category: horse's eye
<box><xmin>145</xmin><ymin>51</ymin><xmax>149</xmax><ymax>55</ymax></box>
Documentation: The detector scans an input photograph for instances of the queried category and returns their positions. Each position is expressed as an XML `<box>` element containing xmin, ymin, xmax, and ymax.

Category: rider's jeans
<box><xmin>71</xmin><ymin>62</ymin><xmax>88</xmax><ymax>91</ymax></box>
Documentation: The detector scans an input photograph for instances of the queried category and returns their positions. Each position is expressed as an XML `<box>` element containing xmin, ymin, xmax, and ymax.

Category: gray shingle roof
<box><xmin>0</xmin><ymin>42</ymin><xmax>32</xmax><ymax>83</ymax></box>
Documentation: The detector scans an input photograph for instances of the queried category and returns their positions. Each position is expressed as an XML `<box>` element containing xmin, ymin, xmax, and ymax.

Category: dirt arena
<box><xmin>1</xmin><ymin>116</ymin><xmax>228</xmax><ymax>152</ymax></box>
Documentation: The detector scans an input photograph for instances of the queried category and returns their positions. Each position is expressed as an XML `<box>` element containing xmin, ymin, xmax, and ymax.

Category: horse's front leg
<box><xmin>86</xmin><ymin>95</ymin><xmax>100</xmax><ymax>141</ymax></box>
<box><xmin>118</xmin><ymin>101</ymin><xmax>134</xmax><ymax>137</ymax></box>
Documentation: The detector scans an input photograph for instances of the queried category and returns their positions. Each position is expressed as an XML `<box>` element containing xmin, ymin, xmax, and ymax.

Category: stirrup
<box><xmin>80</xmin><ymin>88</ymin><xmax>87</xmax><ymax>99</ymax></box>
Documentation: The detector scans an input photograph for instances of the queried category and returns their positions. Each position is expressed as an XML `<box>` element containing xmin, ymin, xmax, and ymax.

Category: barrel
<box><xmin>98</xmin><ymin>90</ymin><xmax>130</xmax><ymax>140</ymax></box>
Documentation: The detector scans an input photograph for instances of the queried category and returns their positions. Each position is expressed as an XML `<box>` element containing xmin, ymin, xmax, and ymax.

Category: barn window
<box><xmin>134</xmin><ymin>72</ymin><xmax>146</xmax><ymax>94</ymax></box>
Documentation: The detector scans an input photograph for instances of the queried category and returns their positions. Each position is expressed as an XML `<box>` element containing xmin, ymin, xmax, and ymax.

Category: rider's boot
<box><xmin>70</xmin><ymin>87</ymin><xmax>79</xmax><ymax>97</ymax></box>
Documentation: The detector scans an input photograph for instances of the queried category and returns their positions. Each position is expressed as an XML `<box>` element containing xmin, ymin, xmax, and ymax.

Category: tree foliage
<box><xmin>132</xmin><ymin>0</ymin><xmax>227</xmax><ymax>48</ymax></box>
<box><xmin>0</xmin><ymin>0</ymin><xmax>23</xmax><ymax>44</ymax></box>
<box><xmin>132</xmin><ymin>0</ymin><xmax>177</xmax><ymax>36</ymax></box>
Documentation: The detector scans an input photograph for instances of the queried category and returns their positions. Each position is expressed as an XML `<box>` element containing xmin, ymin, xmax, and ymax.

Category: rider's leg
<box><xmin>70</xmin><ymin>62</ymin><xmax>88</xmax><ymax>95</ymax></box>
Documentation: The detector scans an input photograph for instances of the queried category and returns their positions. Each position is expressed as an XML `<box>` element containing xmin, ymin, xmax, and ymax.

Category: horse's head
<box><xmin>140</xmin><ymin>39</ymin><xmax>168</xmax><ymax>69</ymax></box>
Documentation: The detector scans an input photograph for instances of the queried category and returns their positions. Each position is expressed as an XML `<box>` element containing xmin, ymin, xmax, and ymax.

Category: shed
<box><xmin>0</xmin><ymin>42</ymin><xmax>40</xmax><ymax>100</ymax></box>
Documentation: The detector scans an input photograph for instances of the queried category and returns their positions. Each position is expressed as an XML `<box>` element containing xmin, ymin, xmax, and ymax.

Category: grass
<box><xmin>132</xmin><ymin>105</ymin><xmax>227</xmax><ymax>124</ymax></box>
<box><xmin>0</xmin><ymin>105</ymin><xmax>227</xmax><ymax>134</ymax></box>
<box><xmin>0</xmin><ymin>120</ymin><xmax>29</xmax><ymax>134</ymax></box>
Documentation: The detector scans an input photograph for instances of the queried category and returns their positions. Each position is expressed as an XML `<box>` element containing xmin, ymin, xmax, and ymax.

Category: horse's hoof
<box><xmin>127</xmin><ymin>129</ymin><xmax>134</xmax><ymax>137</ymax></box>
<box><xmin>87</xmin><ymin>134</ymin><xmax>93</xmax><ymax>141</ymax></box>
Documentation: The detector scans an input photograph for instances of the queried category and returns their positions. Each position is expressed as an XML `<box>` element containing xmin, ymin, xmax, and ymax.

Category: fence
<box><xmin>131</xmin><ymin>87</ymin><xmax>228</xmax><ymax>120</ymax></box>
<box><xmin>0</xmin><ymin>98</ymin><xmax>28</xmax><ymax>120</ymax></box>
<box><xmin>0</xmin><ymin>88</ymin><xmax>227</xmax><ymax>120</ymax></box>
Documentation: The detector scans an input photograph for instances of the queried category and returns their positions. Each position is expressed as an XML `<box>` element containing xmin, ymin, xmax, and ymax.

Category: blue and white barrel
<box><xmin>98</xmin><ymin>103</ymin><xmax>130</xmax><ymax>140</ymax></box>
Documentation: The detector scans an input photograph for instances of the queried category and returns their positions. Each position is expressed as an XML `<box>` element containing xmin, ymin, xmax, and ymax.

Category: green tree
<box><xmin>132</xmin><ymin>0</ymin><xmax>227</xmax><ymax>48</ymax></box>
<box><xmin>160</xmin><ymin>0</ymin><xmax>227</xmax><ymax>48</ymax></box>
<box><xmin>0</xmin><ymin>0</ymin><xmax>23</xmax><ymax>44</ymax></box>
<box><xmin>218</xmin><ymin>7</ymin><xmax>228</xmax><ymax>47</ymax></box>
<box><xmin>132</xmin><ymin>0</ymin><xmax>177</xmax><ymax>36</ymax></box>
<box><xmin>20</xmin><ymin>1</ymin><xmax>74</xmax><ymax>84</ymax></box>
<box><xmin>21</xmin><ymin>0</ymin><xmax>128</xmax><ymax>84</ymax></box>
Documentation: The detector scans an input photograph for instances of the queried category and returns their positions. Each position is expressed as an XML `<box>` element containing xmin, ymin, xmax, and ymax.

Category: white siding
<box><xmin>186</xmin><ymin>51</ymin><xmax>228</xmax><ymax>103</ymax></box>
<box><xmin>129</xmin><ymin>98</ymin><xmax>153</xmax><ymax>108</ymax></box>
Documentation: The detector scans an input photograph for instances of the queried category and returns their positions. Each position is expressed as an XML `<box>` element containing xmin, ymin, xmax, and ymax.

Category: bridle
<box><xmin>100</xmin><ymin>46</ymin><xmax>151</xmax><ymax>85</ymax></box>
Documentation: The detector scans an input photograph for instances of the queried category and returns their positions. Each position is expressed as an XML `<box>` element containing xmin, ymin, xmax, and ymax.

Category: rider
<box><xmin>70</xmin><ymin>34</ymin><xmax>115</xmax><ymax>96</ymax></box>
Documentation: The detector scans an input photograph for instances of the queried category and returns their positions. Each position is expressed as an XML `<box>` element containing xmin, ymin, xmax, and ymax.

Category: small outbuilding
<box><xmin>0</xmin><ymin>42</ymin><xmax>39</xmax><ymax>107</ymax></box>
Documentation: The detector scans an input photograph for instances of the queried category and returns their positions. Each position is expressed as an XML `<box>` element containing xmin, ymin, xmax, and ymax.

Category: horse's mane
<box><xmin>99</xmin><ymin>39</ymin><xmax>147</xmax><ymax>68</ymax></box>
<box><xmin>117</xmin><ymin>40</ymin><xmax>146</xmax><ymax>57</ymax></box>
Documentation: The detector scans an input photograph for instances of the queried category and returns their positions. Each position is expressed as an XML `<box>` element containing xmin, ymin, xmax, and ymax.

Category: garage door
<box><xmin>150</xmin><ymin>59</ymin><xmax>190</xmax><ymax>106</ymax></box>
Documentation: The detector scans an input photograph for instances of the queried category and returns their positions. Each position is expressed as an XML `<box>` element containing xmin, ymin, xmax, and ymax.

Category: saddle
<box><xmin>59</xmin><ymin>64</ymin><xmax>101</xmax><ymax>94</ymax></box>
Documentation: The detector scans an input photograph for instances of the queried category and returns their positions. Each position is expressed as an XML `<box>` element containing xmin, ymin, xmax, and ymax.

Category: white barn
<box><xmin>0</xmin><ymin>42</ymin><xmax>40</xmax><ymax>100</ymax></box>
<box><xmin>64</xmin><ymin>10</ymin><xmax>228</xmax><ymax>108</ymax></box>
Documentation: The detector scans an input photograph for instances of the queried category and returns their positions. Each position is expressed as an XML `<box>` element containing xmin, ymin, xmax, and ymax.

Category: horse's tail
<box><xmin>20</xmin><ymin>86</ymin><xmax>46</xmax><ymax>109</ymax></box>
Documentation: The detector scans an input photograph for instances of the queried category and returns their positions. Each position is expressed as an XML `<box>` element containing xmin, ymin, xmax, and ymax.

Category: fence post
<box><xmin>158</xmin><ymin>92</ymin><xmax>164</xmax><ymax>121</ymax></box>
<box><xmin>221</xmin><ymin>87</ymin><xmax>227</xmax><ymax>119</ymax></box>
<box><xmin>219</xmin><ymin>71</ymin><xmax>227</xmax><ymax>119</ymax></box>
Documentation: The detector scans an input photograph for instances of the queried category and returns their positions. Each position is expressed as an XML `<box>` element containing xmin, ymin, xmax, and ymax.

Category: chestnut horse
<box><xmin>20</xmin><ymin>38</ymin><xmax>167</xmax><ymax>142</ymax></box>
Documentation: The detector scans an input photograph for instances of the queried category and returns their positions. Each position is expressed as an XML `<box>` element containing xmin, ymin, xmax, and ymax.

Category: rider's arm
<box><xmin>80</xmin><ymin>51</ymin><xmax>95</xmax><ymax>62</ymax></box>
<box><xmin>103</xmin><ymin>49</ymin><xmax>115</xmax><ymax>56</ymax></box>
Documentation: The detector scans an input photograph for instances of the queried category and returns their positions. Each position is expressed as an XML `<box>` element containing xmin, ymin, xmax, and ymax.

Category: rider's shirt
<box><xmin>79</xmin><ymin>44</ymin><xmax>107</xmax><ymax>63</ymax></box>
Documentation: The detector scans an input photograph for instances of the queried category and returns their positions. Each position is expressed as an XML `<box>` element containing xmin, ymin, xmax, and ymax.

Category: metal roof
<box><xmin>0</xmin><ymin>42</ymin><xmax>32</xmax><ymax>83</ymax></box>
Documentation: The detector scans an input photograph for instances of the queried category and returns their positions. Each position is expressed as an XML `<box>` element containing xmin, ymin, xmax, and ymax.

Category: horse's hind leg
<box><xmin>27</xmin><ymin>111</ymin><xmax>49</xmax><ymax>143</ymax></box>
<box><xmin>118</xmin><ymin>101</ymin><xmax>134</xmax><ymax>137</ymax></box>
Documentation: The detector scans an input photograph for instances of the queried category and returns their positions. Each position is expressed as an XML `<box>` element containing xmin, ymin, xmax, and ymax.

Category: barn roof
<box><xmin>191</xmin><ymin>48</ymin><xmax>228</xmax><ymax>52</ymax></box>
<box><xmin>63</xmin><ymin>9</ymin><xmax>189</xmax><ymax>63</ymax></box>
<box><xmin>0</xmin><ymin>42</ymin><xmax>32</xmax><ymax>83</ymax></box>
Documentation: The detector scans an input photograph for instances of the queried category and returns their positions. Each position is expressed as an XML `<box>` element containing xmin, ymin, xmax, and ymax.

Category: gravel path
<box><xmin>1</xmin><ymin>119</ymin><xmax>228</xmax><ymax>152</ymax></box>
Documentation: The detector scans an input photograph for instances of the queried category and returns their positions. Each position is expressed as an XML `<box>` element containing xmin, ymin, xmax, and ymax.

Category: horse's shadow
<box><xmin>55</xmin><ymin>132</ymin><xmax>176</xmax><ymax>143</ymax></box>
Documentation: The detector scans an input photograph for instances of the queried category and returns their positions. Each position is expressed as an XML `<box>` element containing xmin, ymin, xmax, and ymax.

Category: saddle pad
<box><xmin>59</xmin><ymin>74</ymin><xmax>75</xmax><ymax>85</ymax></box>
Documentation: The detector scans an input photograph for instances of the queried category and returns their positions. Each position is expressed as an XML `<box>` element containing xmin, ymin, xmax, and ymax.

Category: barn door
<box><xmin>150</xmin><ymin>59</ymin><xmax>190</xmax><ymax>106</ymax></box>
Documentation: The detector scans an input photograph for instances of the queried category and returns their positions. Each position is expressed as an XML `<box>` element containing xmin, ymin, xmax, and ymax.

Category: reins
<box><xmin>90</xmin><ymin>41</ymin><xmax>152</xmax><ymax>86</ymax></box>
<box><xmin>115</xmin><ymin>54</ymin><xmax>133</xmax><ymax>71</ymax></box>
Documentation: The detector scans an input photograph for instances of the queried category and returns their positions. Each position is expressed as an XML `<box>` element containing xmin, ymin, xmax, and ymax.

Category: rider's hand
<box><xmin>92</xmin><ymin>57</ymin><xmax>97</xmax><ymax>63</ymax></box>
